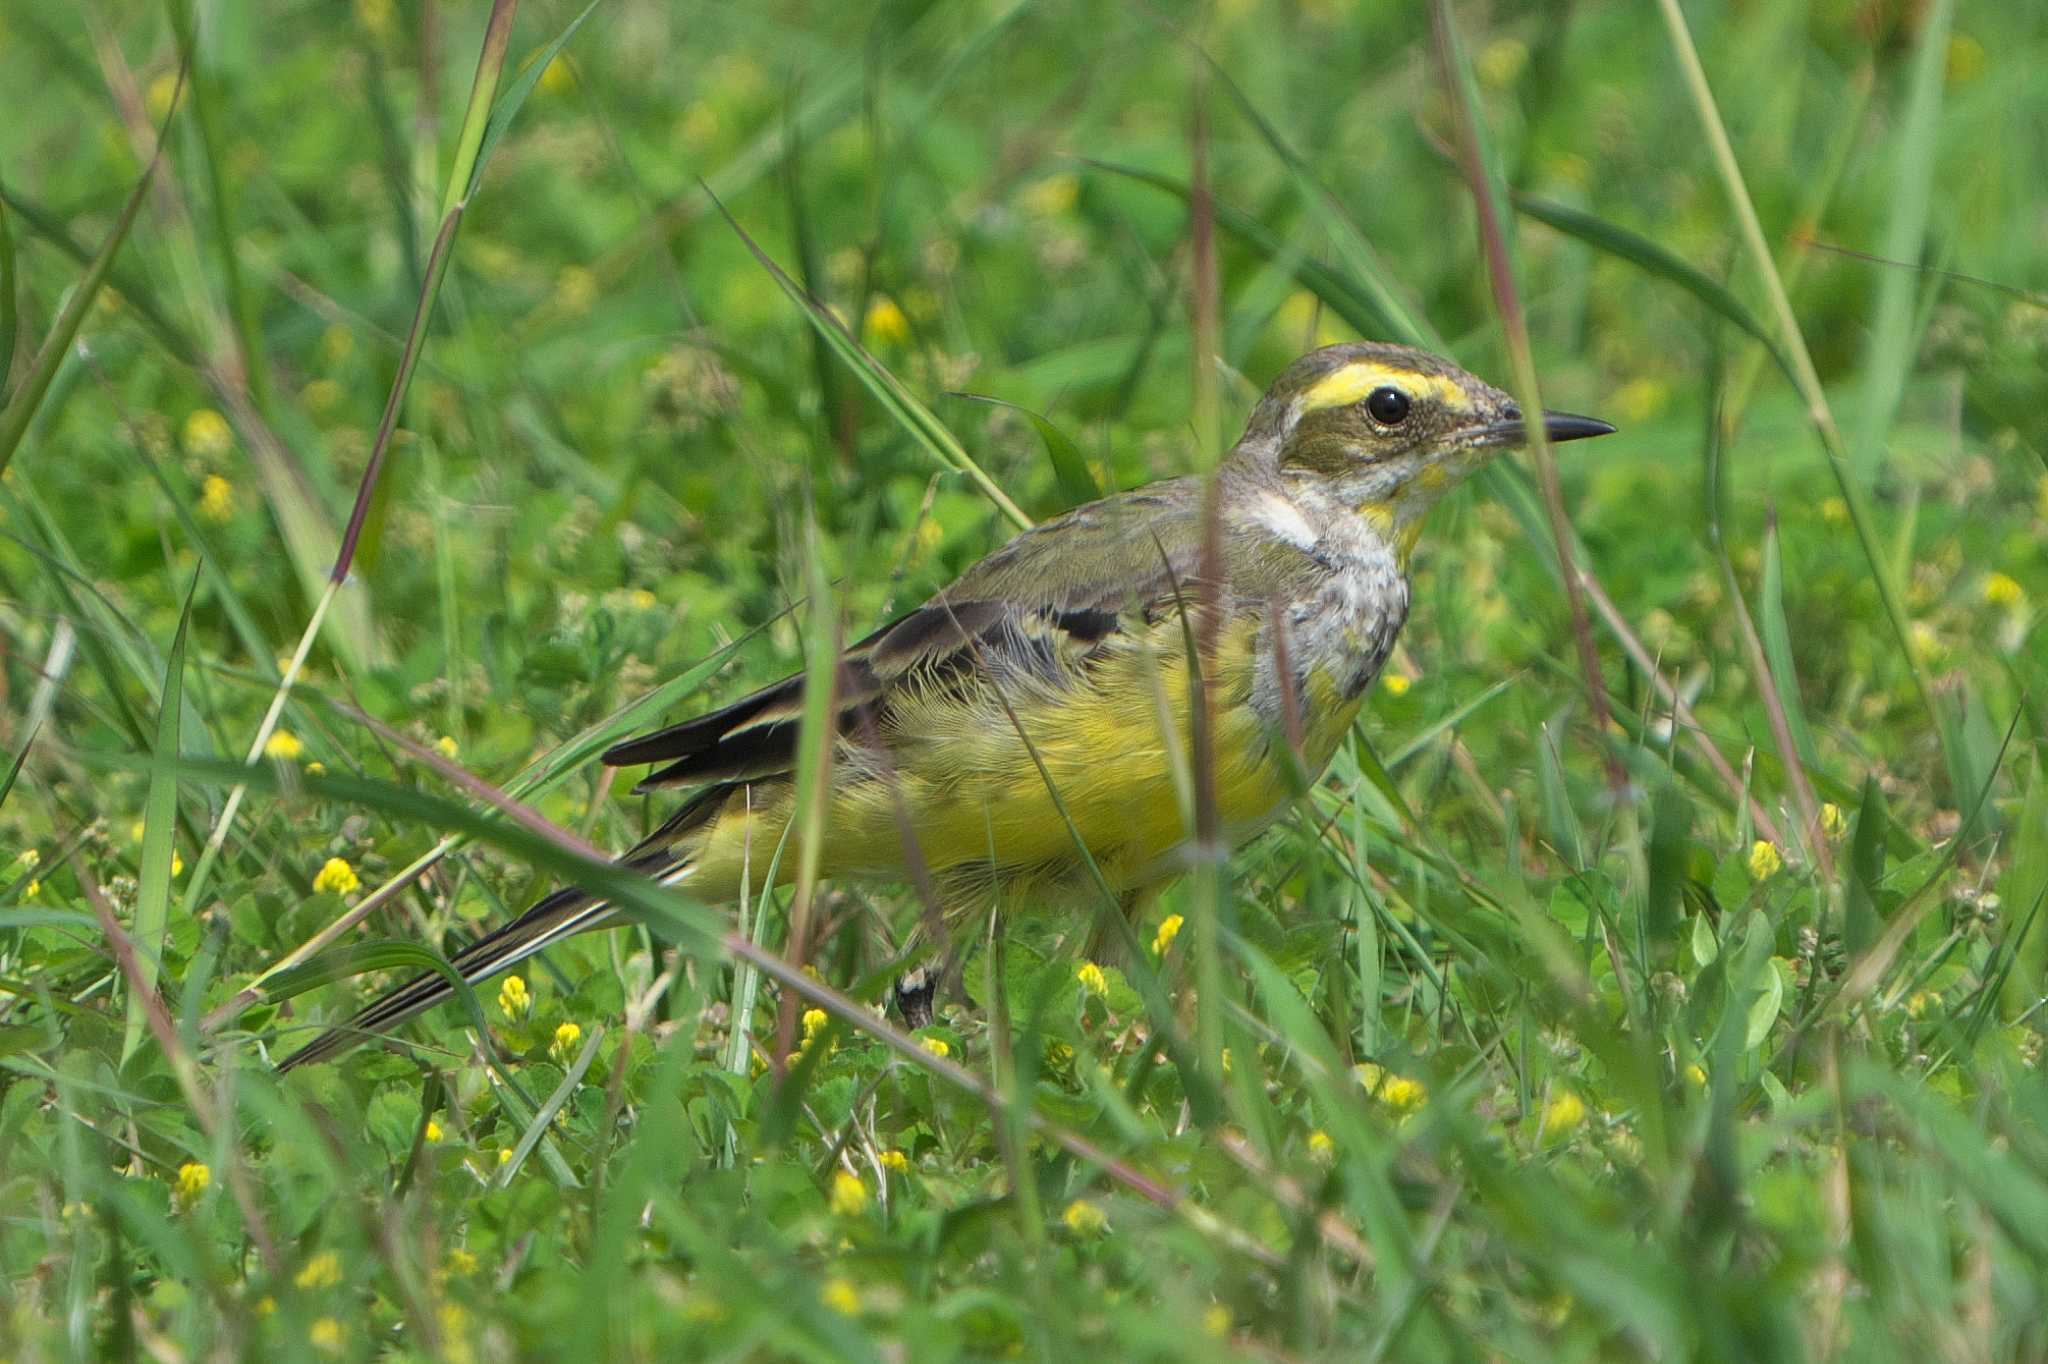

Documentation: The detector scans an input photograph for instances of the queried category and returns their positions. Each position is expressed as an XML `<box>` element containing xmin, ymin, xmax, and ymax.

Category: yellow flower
<box><xmin>863</xmin><ymin>296</ymin><xmax>910</xmax><ymax>348</ymax></box>
<box><xmin>1610</xmin><ymin>376</ymin><xmax>1669</xmax><ymax>423</ymax></box>
<box><xmin>628</xmin><ymin>588</ymin><xmax>657</xmax><ymax>610</ymax></box>
<box><xmin>146</xmin><ymin>70</ymin><xmax>182</xmax><ymax>120</ymax></box>
<box><xmin>174</xmin><ymin>1161</ymin><xmax>211</xmax><ymax>1203</ymax></box>
<box><xmin>16</xmin><ymin>848</ymin><xmax>38</xmax><ymax>869</ymax></box>
<box><xmin>1076</xmin><ymin>961</ymin><xmax>1108</xmax><ymax>997</ymax></box>
<box><xmin>309</xmin><ymin>1316</ymin><xmax>343</xmax><ymax>1353</ymax></box>
<box><xmin>1476</xmin><ymin>36</ymin><xmax>1528</xmax><ymax>87</ymax></box>
<box><xmin>170</xmin><ymin>853</ymin><xmax>183</xmax><ymax>877</ymax></box>
<box><xmin>552</xmin><ymin>265</ymin><xmax>598</xmax><ymax>316</ymax></box>
<box><xmin>295</xmin><ymin>1250</ymin><xmax>342</xmax><ymax>1289</ymax></box>
<box><xmin>253</xmin><ymin>1295</ymin><xmax>276</xmax><ymax>1316</ymax></box>
<box><xmin>319</xmin><ymin>324</ymin><xmax>355</xmax><ymax>367</ymax></box>
<box><xmin>498</xmin><ymin>974</ymin><xmax>531</xmax><ymax>1020</ymax></box>
<box><xmin>1945</xmin><ymin>32</ymin><xmax>1985</xmax><ymax>84</ymax></box>
<box><xmin>182</xmin><ymin>408</ymin><xmax>232</xmax><ymax>456</ymax></box>
<box><xmin>1380</xmin><ymin>1076</ymin><xmax>1427</xmax><ymax>1111</ymax></box>
<box><xmin>23</xmin><ymin>880</ymin><xmax>39</xmax><ymax>899</ymax></box>
<box><xmin>821</xmin><ymin>1277</ymin><xmax>861</xmax><ymax>1316</ymax></box>
<box><xmin>301</xmin><ymin>378</ymin><xmax>343</xmax><ymax>414</ymax></box>
<box><xmin>1983</xmin><ymin>572</ymin><xmax>2025</xmax><ymax>608</ymax></box>
<box><xmin>1380</xmin><ymin>671</ymin><xmax>1412</xmax><ymax>697</ymax></box>
<box><xmin>1020</xmin><ymin>172</ymin><xmax>1080</xmax><ymax>218</ymax></box>
<box><xmin>538</xmin><ymin>54</ymin><xmax>575</xmax><ymax>95</ymax></box>
<box><xmin>1541</xmin><ymin>1091</ymin><xmax>1587</xmax><ymax>1138</ymax></box>
<box><xmin>1819</xmin><ymin>496</ymin><xmax>1849</xmax><ymax>526</ymax></box>
<box><xmin>497</xmin><ymin>1147</ymin><xmax>514</xmax><ymax>1166</ymax></box>
<box><xmin>264</xmin><ymin>730</ymin><xmax>304</xmax><ymax>761</ymax></box>
<box><xmin>920</xmin><ymin>1036</ymin><xmax>950</xmax><ymax>1059</ymax></box>
<box><xmin>312</xmin><ymin>857</ymin><xmax>360</xmax><ymax>896</ymax></box>
<box><xmin>878</xmin><ymin>1149</ymin><xmax>909</xmax><ymax>1173</ymax></box>
<box><xmin>1306</xmin><ymin>1130</ymin><xmax>1334</xmax><ymax>1161</ymax></box>
<box><xmin>353</xmin><ymin>0</ymin><xmax>393</xmax><ymax>39</ymax></box>
<box><xmin>1152</xmin><ymin>914</ymin><xmax>1183</xmax><ymax>956</ymax></box>
<box><xmin>1061</xmin><ymin>1198</ymin><xmax>1107</xmax><ymax>1236</ymax></box>
<box><xmin>828</xmin><ymin>1169</ymin><xmax>868</xmax><ymax>1216</ymax></box>
<box><xmin>198</xmin><ymin>474</ymin><xmax>235</xmax><ymax>524</ymax></box>
<box><xmin>1908</xmin><ymin>620</ymin><xmax>1945</xmax><ymax>664</ymax></box>
<box><xmin>444</xmin><ymin>1247</ymin><xmax>478</xmax><ymax>1277</ymax></box>
<box><xmin>435</xmin><ymin>735</ymin><xmax>460</xmax><ymax>759</ymax></box>
<box><xmin>1202</xmin><ymin>1303</ymin><xmax>1231</xmax><ymax>1338</ymax></box>
<box><xmin>550</xmin><ymin>1021</ymin><xmax>582</xmax><ymax>1063</ymax></box>
<box><xmin>1907</xmin><ymin>989</ymin><xmax>1940</xmax><ymax>1019</ymax></box>
<box><xmin>1747</xmin><ymin>840</ymin><xmax>1782</xmax><ymax>881</ymax></box>
<box><xmin>801</xmin><ymin>1008</ymin><xmax>829</xmax><ymax>1042</ymax></box>
<box><xmin>424</xmin><ymin>1120</ymin><xmax>444</xmax><ymax>1144</ymax></box>
<box><xmin>1820</xmin><ymin>803</ymin><xmax>1848</xmax><ymax>838</ymax></box>
<box><xmin>1684</xmin><ymin>1062</ymin><xmax>1708</xmax><ymax>1087</ymax></box>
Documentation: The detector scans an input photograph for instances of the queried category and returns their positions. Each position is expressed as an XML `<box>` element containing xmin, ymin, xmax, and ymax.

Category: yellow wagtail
<box><xmin>279</xmin><ymin>341</ymin><xmax>1611</xmax><ymax>1069</ymax></box>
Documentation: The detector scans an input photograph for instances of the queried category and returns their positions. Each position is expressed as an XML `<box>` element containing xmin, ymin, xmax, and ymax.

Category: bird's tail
<box><xmin>275</xmin><ymin>852</ymin><xmax>682</xmax><ymax>1072</ymax></box>
<box><xmin>274</xmin><ymin>784</ymin><xmax>742</xmax><ymax>1072</ymax></box>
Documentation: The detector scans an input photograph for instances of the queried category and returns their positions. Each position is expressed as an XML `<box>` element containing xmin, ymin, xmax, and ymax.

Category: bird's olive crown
<box><xmin>1248</xmin><ymin>342</ymin><xmax>1518</xmax><ymax>478</ymax></box>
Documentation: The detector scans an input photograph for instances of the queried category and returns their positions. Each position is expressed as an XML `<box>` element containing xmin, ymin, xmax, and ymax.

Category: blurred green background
<box><xmin>2</xmin><ymin>0</ymin><xmax>2045</xmax><ymax>1358</ymax></box>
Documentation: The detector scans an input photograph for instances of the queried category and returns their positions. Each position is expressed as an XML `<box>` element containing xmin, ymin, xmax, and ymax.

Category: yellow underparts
<box><xmin>681</xmin><ymin>617</ymin><xmax>1362</xmax><ymax>912</ymax></box>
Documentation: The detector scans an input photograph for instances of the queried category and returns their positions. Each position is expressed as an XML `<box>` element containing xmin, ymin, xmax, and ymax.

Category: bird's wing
<box><xmin>602</xmin><ymin>481</ymin><xmax>1282</xmax><ymax>791</ymax></box>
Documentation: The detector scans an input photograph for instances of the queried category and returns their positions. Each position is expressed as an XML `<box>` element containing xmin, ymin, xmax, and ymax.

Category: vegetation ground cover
<box><xmin>1</xmin><ymin>0</ymin><xmax>2045</xmax><ymax>1358</ymax></box>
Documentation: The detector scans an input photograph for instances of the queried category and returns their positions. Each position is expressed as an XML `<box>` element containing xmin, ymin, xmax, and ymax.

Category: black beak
<box><xmin>1472</xmin><ymin>408</ymin><xmax>1617</xmax><ymax>447</ymax></box>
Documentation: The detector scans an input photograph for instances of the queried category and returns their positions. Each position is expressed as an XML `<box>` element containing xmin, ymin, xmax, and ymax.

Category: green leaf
<box><xmin>1845</xmin><ymin>776</ymin><xmax>1888</xmax><ymax>959</ymax></box>
<box><xmin>0</xmin><ymin>118</ymin><xmax>163</xmax><ymax>475</ymax></box>
<box><xmin>1851</xmin><ymin>0</ymin><xmax>1954</xmax><ymax>480</ymax></box>
<box><xmin>1513</xmin><ymin>194</ymin><xmax>1797</xmax><ymax>389</ymax></box>
<box><xmin>1084</xmin><ymin>161</ymin><xmax>1413</xmax><ymax>343</ymax></box>
<box><xmin>709</xmin><ymin>190</ymin><xmax>1030</xmax><ymax>531</ymax></box>
<box><xmin>470</xmin><ymin>0</ymin><xmax>605</xmax><ymax>198</ymax></box>
<box><xmin>1691</xmin><ymin>911</ymin><xmax>1719</xmax><ymax>968</ymax></box>
<box><xmin>1645</xmin><ymin>780</ymin><xmax>1690</xmax><ymax>961</ymax></box>
<box><xmin>123</xmin><ymin>578</ymin><xmax>194</xmax><ymax>1064</ymax></box>
<box><xmin>951</xmin><ymin>394</ymin><xmax>1099</xmax><ymax>511</ymax></box>
<box><xmin>0</xmin><ymin>721</ymin><xmax>34</xmax><ymax>816</ymax></box>
<box><xmin>1743</xmin><ymin>955</ymin><xmax>1783</xmax><ymax>1051</ymax></box>
<box><xmin>1757</xmin><ymin>520</ymin><xmax>1817</xmax><ymax>768</ymax></box>
<box><xmin>0</xmin><ymin>181</ymin><xmax>17</xmax><ymax>396</ymax></box>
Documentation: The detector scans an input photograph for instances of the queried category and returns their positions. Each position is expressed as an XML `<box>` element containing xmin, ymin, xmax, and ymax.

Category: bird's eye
<box><xmin>1365</xmin><ymin>386</ymin><xmax>1411</xmax><ymax>426</ymax></box>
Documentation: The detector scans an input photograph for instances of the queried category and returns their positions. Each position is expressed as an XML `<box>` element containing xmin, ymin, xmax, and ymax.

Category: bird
<box><xmin>277</xmin><ymin>341</ymin><xmax>1612</xmax><ymax>1070</ymax></box>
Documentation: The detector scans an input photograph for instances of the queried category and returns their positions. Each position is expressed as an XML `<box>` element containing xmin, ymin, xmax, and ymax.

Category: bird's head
<box><xmin>1238</xmin><ymin>342</ymin><xmax>1614</xmax><ymax>557</ymax></box>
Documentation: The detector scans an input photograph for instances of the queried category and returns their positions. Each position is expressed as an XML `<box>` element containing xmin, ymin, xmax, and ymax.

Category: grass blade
<box><xmin>0</xmin><ymin>75</ymin><xmax>173</xmax><ymax>475</ymax></box>
<box><xmin>122</xmin><ymin>578</ymin><xmax>196</xmax><ymax>1064</ymax></box>
<box><xmin>1084</xmin><ymin>160</ymin><xmax>1411</xmax><ymax>342</ymax></box>
<box><xmin>0</xmin><ymin>174</ymin><xmax>16</xmax><ymax>395</ymax></box>
<box><xmin>1852</xmin><ymin>0</ymin><xmax>1955</xmax><ymax>480</ymax></box>
<box><xmin>1513</xmin><ymin>194</ymin><xmax>1796</xmax><ymax>387</ymax></box>
<box><xmin>950</xmin><ymin>393</ymin><xmax>1100</xmax><ymax>509</ymax></box>
<box><xmin>708</xmin><ymin>188</ymin><xmax>1030</xmax><ymax>530</ymax></box>
<box><xmin>1757</xmin><ymin>517</ymin><xmax>1817</xmax><ymax>769</ymax></box>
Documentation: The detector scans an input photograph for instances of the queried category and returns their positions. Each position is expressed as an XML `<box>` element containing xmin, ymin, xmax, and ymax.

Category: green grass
<box><xmin>3</xmin><ymin>0</ymin><xmax>2047</xmax><ymax>1358</ymax></box>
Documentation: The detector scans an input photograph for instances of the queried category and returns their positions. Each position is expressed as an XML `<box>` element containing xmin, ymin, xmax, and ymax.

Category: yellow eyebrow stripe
<box><xmin>1298</xmin><ymin>363</ymin><xmax>1465</xmax><ymax>415</ymax></box>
